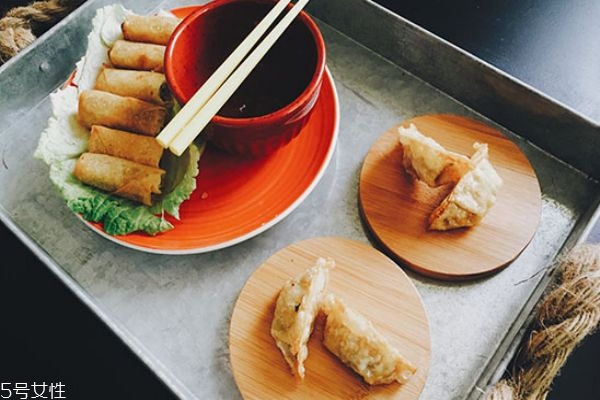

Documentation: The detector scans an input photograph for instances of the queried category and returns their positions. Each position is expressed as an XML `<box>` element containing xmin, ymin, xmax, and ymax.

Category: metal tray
<box><xmin>1</xmin><ymin>0</ymin><xmax>599</xmax><ymax>399</ymax></box>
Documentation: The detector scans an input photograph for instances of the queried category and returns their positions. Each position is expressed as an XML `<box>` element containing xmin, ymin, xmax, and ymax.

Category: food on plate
<box><xmin>94</xmin><ymin>67</ymin><xmax>172</xmax><ymax>105</ymax></box>
<box><xmin>429</xmin><ymin>143</ymin><xmax>503</xmax><ymax>230</ymax></box>
<box><xmin>271</xmin><ymin>257</ymin><xmax>334</xmax><ymax>379</ymax></box>
<box><xmin>122</xmin><ymin>14</ymin><xmax>180</xmax><ymax>45</ymax></box>
<box><xmin>108</xmin><ymin>39</ymin><xmax>165</xmax><ymax>72</ymax></box>
<box><xmin>34</xmin><ymin>4</ymin><xmax>200</xmax><ymax>236</ymax></box>
<box><xmin>77</xmin><ymin>89</ymin><xmax>167</xmax><ymax>136</ymax></box>
<box><xmin>74</xmin><ymin>153</ymin><xmax>165</xmax><ymax>206</ymax></box>
<box><xmin>88</xmin><ymin>125</ymin><xmax>164</xmax><ymax>167</ymax></box>
<box><xmin>321</xmin><ymin>293</ymin><xmax>417</xmax><ymax>385</ymax></box>
<box><xmin>398</xmin><ymin>123</ymin><xmax>472</xmax><ymax>187</ymax></box>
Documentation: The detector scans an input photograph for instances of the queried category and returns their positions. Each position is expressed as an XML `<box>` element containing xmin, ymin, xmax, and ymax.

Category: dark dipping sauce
<box><xmin>187</xmin><ymin>1</ymin><xmax>318</xmax><ymax>118</ymax></box>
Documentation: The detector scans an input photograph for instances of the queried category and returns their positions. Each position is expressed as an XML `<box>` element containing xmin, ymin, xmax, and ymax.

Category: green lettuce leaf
<box><xmin>34</xmin><ymin>5</ymin><xmax>203</xmax><ymax>237</ymax></box>
<box><xmin>41</xmin><ymin>142</ymin><xmax>203</xmax><ymax>236</ymax></box>
<box><xmin>151</xmin><ymin>142</ymin><xmax>202</xmax><ymax>219</ymax></box>
<box><xmin>47</xmin><ymin>153</ymin><xmax>203</xmax><ymax>236</ymax></box>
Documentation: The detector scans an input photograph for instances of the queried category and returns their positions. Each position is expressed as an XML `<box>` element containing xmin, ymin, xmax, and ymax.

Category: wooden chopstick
<box><xmin>167</xmin><ymin>0</ymin><xmax>311</xmax><ymax>156</ymax></box>
<box><xmin>156</xmin><ymin>0</ymin><xmax>292</xmax><ymax>149</ymax></box>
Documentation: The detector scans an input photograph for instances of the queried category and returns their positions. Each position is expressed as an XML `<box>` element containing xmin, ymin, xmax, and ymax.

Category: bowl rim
<box><xmin>164</xmin><ymin>0</ymin><xmax>326</xmax><ymax>127</ymax></box>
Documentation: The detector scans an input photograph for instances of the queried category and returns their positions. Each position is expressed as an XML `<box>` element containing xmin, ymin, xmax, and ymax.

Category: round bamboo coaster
<box><xmin>359</xmin><ymin>114</ymin><xmax>541</xmax><ymax>280</ymax></box>
<box><xmin>229</xmin><ymin>236</ymin><xmax>431</xmax><ymax>400</ymax></box>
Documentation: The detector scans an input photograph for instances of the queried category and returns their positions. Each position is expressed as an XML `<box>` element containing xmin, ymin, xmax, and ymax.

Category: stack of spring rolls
<box><xmin>74</xmin><ymin>14</ymin><xmax>180</xmax><ymax>206</ymax></box>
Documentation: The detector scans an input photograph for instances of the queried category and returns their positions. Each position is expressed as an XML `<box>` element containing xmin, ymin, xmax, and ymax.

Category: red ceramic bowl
<box><xmin>165</xmin><ymin>0</ymin><xmax>326</xmax><ymax>157</ymax></box>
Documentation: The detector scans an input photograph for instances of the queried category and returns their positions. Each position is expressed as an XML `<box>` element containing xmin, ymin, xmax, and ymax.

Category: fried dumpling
<box><xmin>321</xmin><ymin>293</ymin><xmax>417</xmax><ymax>385</ymax></box>
<box><xmin>270</xmin><ymin>257</ymin><xmax>334</xmax><ymax>379</ymax></box>
<box><xmin>398</xmin><ymin>123</ymin><xmax>472</xmax><ymax>187</ymax></box>
<box><xmin>429</xmin><ymin>143</ymin><xmax>503</xmax><ymax>230</ymax></box>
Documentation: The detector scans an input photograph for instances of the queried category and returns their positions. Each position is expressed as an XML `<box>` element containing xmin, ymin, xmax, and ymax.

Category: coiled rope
<box><xmin>0</xmin><ymin>0</ymin><xmax>79</xmax><ymax>64</ymax></box>
<box><xmin>485</xmin><ymin>243</ymin><xmax>600</xmax><ymax>399</ymax></box>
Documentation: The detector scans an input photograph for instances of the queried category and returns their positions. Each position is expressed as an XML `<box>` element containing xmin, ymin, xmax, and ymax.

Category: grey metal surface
<box><xmin>1</xmin><ymin>1</ymin><xmax>599</xmax><ymax>399</ymax></box>
<box><xmin>308</xmin><ymin>0</ymin><xmax>600</xmax><ymax>182</ymax></box>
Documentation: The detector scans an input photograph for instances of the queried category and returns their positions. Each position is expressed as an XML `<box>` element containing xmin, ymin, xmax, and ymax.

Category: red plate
<box><xmin>86</xmin><ymin>63</ymin><xmax>338</xmax><ymax>253</ymax></box>
<box><xmin>81</xmin><ymin>6</ymin><xmax>339</xmax><ymax>253</ymax></box>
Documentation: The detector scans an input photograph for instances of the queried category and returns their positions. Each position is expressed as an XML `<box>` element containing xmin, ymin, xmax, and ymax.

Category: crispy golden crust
<box><xmin>73</xmin><ymin>152</ymin><xmax>164</xmax><ymax>206</ymax></box>
<box><xmin>122</xmin><ymin>14</ymin><xmax>180</xmax><ymax>46</ymax></box>
<box><xmin>398</xmin><ymin>124</ymin><xmax>472</xmax><ymax>187</ymax></box>
<box><xmin>321</xmin><ymin>293</ymin><xmax>417</xmax><ymax>385</ymax></box>
<box><xmin>78</xmin><ymin>90</ymin><xmax>167</xmax><ymax>136</ymax></box>
<box><xmin>429</xmin><ymin>143</ymin><xmax>503</xmax><ymax>230</ymax></box>
<box><xmin>270</xmin><ymin>258</ymin><xmax>334</xmax><ymax>378</ymax></box>
<box><xmin>428</xmin><ymin>197</ymin><xmax>480</xmax><ymax>230</ymax></box>
<box><xmin>94</xmin><ymin>67</ymin><xmax>172</xmax><ymax>106</ymax></box>
<box><xmin>108</xmin><ymin>39</ymin><xmax>166</xmax><ymax>72</ymax></box>
<box><xmin>88</xmin><ymin>125</ymin><xmax>164</xmax><ymax>167</ymax></box>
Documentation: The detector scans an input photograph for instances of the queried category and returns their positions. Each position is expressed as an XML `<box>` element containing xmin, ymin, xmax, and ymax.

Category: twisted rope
<box><xmin>0</xmin><ymin>0</ymin><xmax>78</xmax><ymax>64</ymax></box>
<box><xmin>485</xmin><ymin>244</ymin><xmax>600</xmax><ymax>400</ymax></box>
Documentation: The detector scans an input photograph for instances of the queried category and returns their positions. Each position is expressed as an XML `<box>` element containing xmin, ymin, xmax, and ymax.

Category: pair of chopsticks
<box><xmin>157</xmin><ymin>0</ymin><xmax>310</xmax><ymax>156</ymax></box>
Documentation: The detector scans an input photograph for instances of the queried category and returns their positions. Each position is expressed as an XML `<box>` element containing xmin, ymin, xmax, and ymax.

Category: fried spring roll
<box><xmin>108</xmin><ymin>39</ymin><xmax>165</xmax><ymax>72</ymax></box>
<box><xmin>88</xmin><ymin>125</ymin><xmax>164</xmax><ymax>167</ymax></box>
<box><xmin>122</xmin><ymin>14</ymin><xmax>180</xmax><ymax>45</ymax></box>
<box><xmin>74</xmin><ymin>153</ymin><xmax>165</xmax><ymax>206</ymax></box>
<box><xmin>94</xmin><ymin>67</ymin><xmax>172</xmax><ymax>105</ymax></box>
<box><xmin>78</xmin><ymin>90</ymin><xmax>167</xmax><ymax>136</ymax></box>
